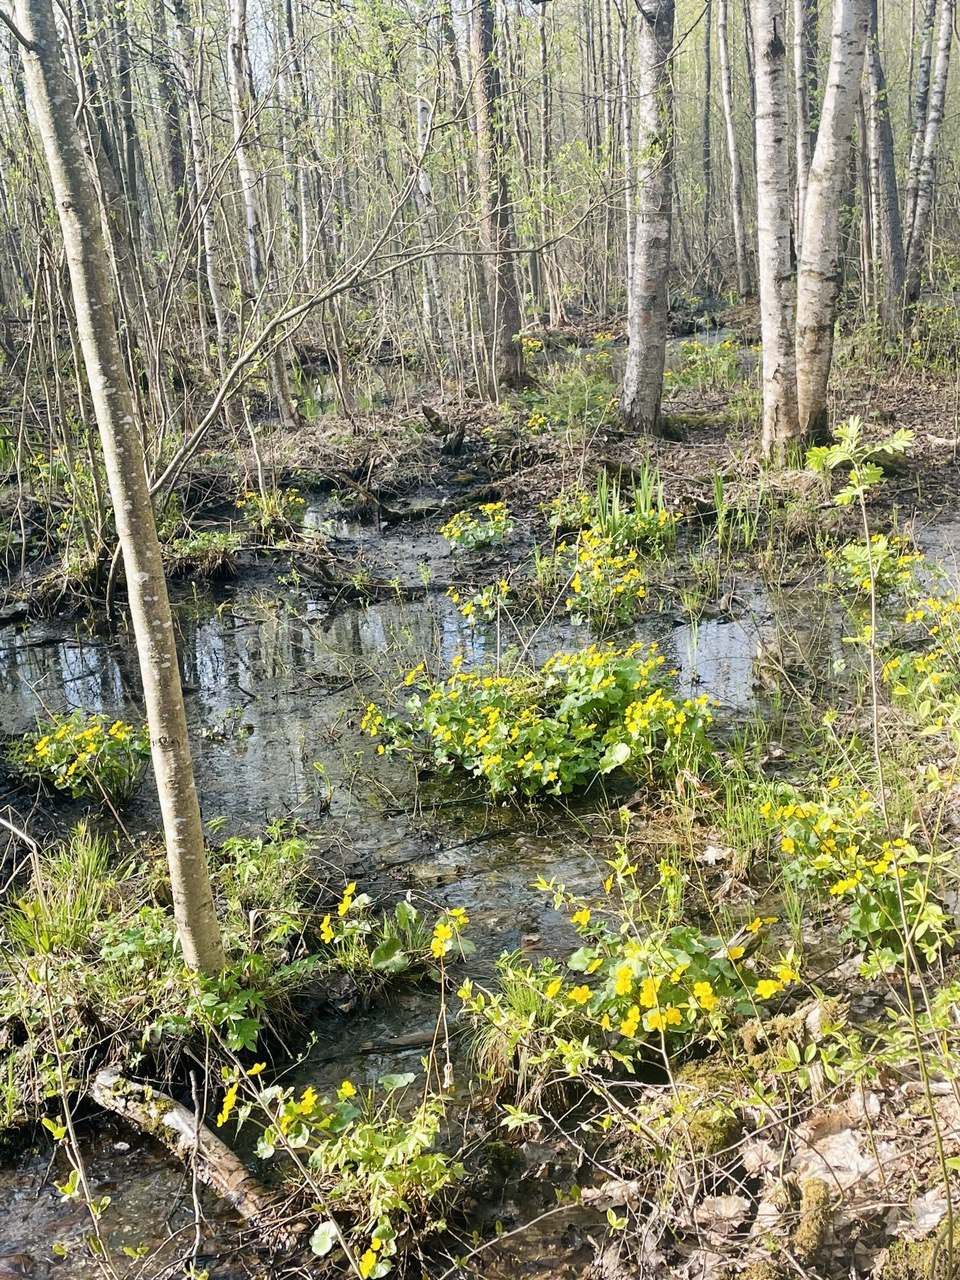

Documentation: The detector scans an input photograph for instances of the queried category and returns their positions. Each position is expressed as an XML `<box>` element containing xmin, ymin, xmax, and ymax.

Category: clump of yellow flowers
<box><xmin>11</xmin><ymin>709</ymin><xmax>149</xmax><ymax>805</ymax></box>
<box><xmin>763</xmin><ymin>780</ymin><xmax>953</xmax><ymax>970</ymax></box>
<box><xmin>459</xmin><ymin>852</ymin><xmax>797</xmax><ymax>1082</ymax></box>
<box><xmin>440</xmin><ymin>502</ymin><xmax>513</xmax><ymax>550</ymax></box>
<box><xmin>363</xmin><ymin>642</ymin><xmax>715</xmax><ymax>798</ymax></box>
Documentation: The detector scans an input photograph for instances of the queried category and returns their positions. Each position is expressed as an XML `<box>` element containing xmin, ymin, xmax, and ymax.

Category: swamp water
<box><xmin>0</xmin><ymin>515</ymin><xmax>849</xmax><ymax>1277</ymax></box>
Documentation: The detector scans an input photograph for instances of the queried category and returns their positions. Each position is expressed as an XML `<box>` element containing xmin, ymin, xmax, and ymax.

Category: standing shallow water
<box><xmin>0</xmin><ymin>512</ymin><xmax>843</xmax><ymax>1275</ymax></box>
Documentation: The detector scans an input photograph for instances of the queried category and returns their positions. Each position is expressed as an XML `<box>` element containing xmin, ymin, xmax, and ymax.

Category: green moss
<box><xmin>674</xmin><ymin>1058</ymin><xmax>743</xmax><ymax>1156</ymax></box>
<box><xmin>737</xmin><ymin>1263</ymin><xmax>784</xmax><ymax>1280</ymax></box>
<box><xmin>882</xmin><ymin>1239</ymin><xmax>939</xmax><ymax>1280</ymax></box>
<box><xmin>791</xmin><ymin>1177</ymin><xmax>833</xmax><ymax>1263</ymax></box>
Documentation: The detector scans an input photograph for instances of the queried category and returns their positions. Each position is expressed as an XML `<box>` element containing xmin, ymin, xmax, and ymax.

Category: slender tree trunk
<box><xmin>622</xmin><ymin>0</ymin><xmax>675</xmax><ymax>435</ymax></box>
<box><xmin>701</xmin><ymin>0</ymin><xmax>714</xmax><ymax>256</ymax></box>
<box><xmin>12</xmin><ymin>0</ymin><xmax>225</xmax><ymax>975</ymax></box>
<box><xmin>471</xmin><ymin>0</ymin><xmax>524</xmax><ymax>393</ymax></box>
<box><xmin>718</xmin><ymin>0</ymin><xmax>750</xmax><ymax>295</ymax></box>
<box><xmin>903</xmin><ymin>0</ymin><xmax>938</xmax><ymax>241</ymax></box>
<box><xmin>618</xmin><ymin>0</ymin><xmax>635</xmax><ymax>303</ymax></box>
<box><xmin>866</xmin><ymin>4</ymin><xmax>905</xmax><ymax>334</ymax></box>
<box><xmin>171</xmin><ymin>0</ymin><xmax>230</xmax><ymax>374</ymax></box>
<box><xmin>793</xmin><ymin>0</ymin><xmax>818</xmax><ymax>245</ymax></box>
<box><xmin>226</xmin><ymin>0</ymin><xmax>299</xmax><ymax>431</ymax></box>
<box><xmin>753</xmin><ymin>0</ymin><xmax>799</xmax><ymax>460</ymax></box>
<box><xmin>904</xmin><ymin>0</ymin><xmax>954</xmax><ymax>308</ymax></box>
<box><xmin>153</xmin><ymin>0</ymin><xmax>188</xmax><ymax>223</ymax></box>
<box><xmin>796</xmin><ymin>0</ymin><xmax>871</xmax><ymax>441</ymax></box>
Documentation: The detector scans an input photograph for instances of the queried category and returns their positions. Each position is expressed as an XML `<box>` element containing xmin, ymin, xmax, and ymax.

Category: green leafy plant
<box><xmin>460</xmin><ymin>850</ymin><xmax>797</xmax><ymax>1102</ymax></box>
<box><xmin>825</xmin><ymin>533</ymin><xmax>920</xmax><ymax>604</ymax></box>
<box><xmin>440</xmin><ymin>502</ymin><xmax>513</xmax><ymax>550</ymax></box>
<box><xmin>518</xmin><ymin>348</ymin><xmax>619</xmax><ymax>436</ymax></box>
<box><xmin>164</xmin><ymin>529</ymin><xmax>244</xmax><ymax>578</ymax></box>
<box><xmin>762</xmin><ymin>784</ymin><xmax>953</xmax><ymax>969</ymax></box>
<box><xmin>562</xmin><ymin>527</ymin><xmax>647</xmax><ymax>626</ymax></box>
<box><xmin>239</xmin><ymin>486</ymin><xmax>306</xmax><ymax>537</ymax></box>
<box><xmin>364</xmin><ymin>643</ymin><xmax>714</xmax><ymax>798</ymax></box>
<box><xmin>446</xmin><ymin>578</ymin><xmax>511</xmax><ymax>622</ymax></box>
<box><xmin>665</xmin><ymin>336</ymin><xmax>742</xmax><ymax>392</ymax></box>
<box><xmin>226</xmin><ymin>1073</ymin><xmax>462</xmax><ymax>1277</ymax></box>
<box><xmin>10</xmin><ymin>710</ymin><xmax>150</xmax><ymax>805</ymax></box>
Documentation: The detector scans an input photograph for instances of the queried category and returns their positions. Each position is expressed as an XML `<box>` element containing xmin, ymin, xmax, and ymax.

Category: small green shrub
<box><xmin>227</xmin><ymin>1073</ymin><xmax>462</xmax><ymax>1276</ymax></box>
<box><xmin>825</xmin><ymin>534</ymin><xmax>920</xmax><ymax>604</ymax></box>
<box><xmin>9</xmin><ymin>710</ymin><xmax>150</xmax><ymax>805</ymax></box>
<box><xmin>364</xmin><ymin>643</ymin><xmax>714</xmax><ymax>798</ymax></box>
<box><xmin>440</xmin><ymin>502</ymin><xmax>513</xmax><ymax>550</ymax></box>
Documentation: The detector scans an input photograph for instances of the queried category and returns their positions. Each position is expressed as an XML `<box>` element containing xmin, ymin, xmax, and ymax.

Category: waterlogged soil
<box><xmin>0</xmin><ymin>504</ymin><xmax>945</xmax><ymax>1277</ymax></box>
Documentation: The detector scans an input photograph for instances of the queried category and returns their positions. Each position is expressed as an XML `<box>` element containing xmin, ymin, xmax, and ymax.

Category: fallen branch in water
<box><xmin>90</xmin><ymin>1068</ymin><xmax>302</xmax><ymax>1249</ymax></box>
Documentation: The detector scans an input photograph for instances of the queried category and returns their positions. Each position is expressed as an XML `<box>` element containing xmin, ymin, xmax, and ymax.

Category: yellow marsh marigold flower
<box><xmin>693</xmin><ymin>980</ymin><xmax>717</xmax><ymax>1011</ymax></box>
<box><xmin>755</xmin><ymin>979</ymin><xmax>783</xmax><ymax>1000</ymax></box>
<box><xmin>620</xmin><ymin>1005</ymin><xmax>641</xmax><ymax>1037</ymax></box>
<box><xmin>338</xmin><ymin>882</ymin><xmax>357</xmax><ymax>916</ymax></box>
<box><xmin>639</xmin><ymin>976</ymin><xmax>661</xmax><ymax>1008</ymax></box>
<box><xmin>571</xmin><ymin>907</ymin><xmax>591</xmax><ymax>927</ymax></box>
<box><xmin>646</xmin><ymin>1005</ymin><xmax>682</xmax><ymax>1032</ymax></box>
<box><xmin>614</xmin><ymin>965</ymin><xmax>633</xmax><ymax>996</ymax></box>
<box><xmin>568</xmin><ymin>985</ymin><xmax>592</xmax><ymax>1005</ymax></box>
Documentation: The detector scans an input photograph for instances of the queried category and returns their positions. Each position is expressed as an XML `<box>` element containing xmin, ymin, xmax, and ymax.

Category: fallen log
<box><xmin>90</xmin><ymin>1068</ymin><xmax>301</xmax><ymax>1248</ymax></box>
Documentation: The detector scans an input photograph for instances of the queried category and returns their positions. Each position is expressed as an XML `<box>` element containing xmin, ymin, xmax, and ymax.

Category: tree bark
<box><xmin>793</xmin><ymin>0</ymin><xmax>818</xmax><ymax>245</ymax></box>
<box><xmin>12</xmin><ymin>0</ymin><xmax>225</xmax><ymax>976</ymax></box>
<box><xmin>752</xmin><ymin>0</ymin><xmax>799</xmax><ymax>460</ymax></box>
<box><xmin>718</xmin><ymin>0</ymin><xmax>750</xmax><ymax>296</ymax></box>
<box><xmin>796</xmin><ymin>0</ymin><xmax>871</xmax><ymax>442</ymax></box>
<box><xmin>226</xmin><ymin>0</ymin><xmax>300</xmax><ymax>431</ymax></box>
<box><xmin>621</xmin><ymin>0</ymin><xmax>675</xmax><ymax>435</ymax></box>
<box><xmin>904</xmin><ymin>0</ymin><xmax>954</xmax><ymax>308</ymax></box>
<box><xmin>903</xmin><ymin>0</ymin><xmax>938</xmax><ymax>242</ymax></box>
<box><xmin>866</xmin><ymin>5</ymin><xmax>905</xmax><ymax>334</ymax></box>
<box><xmin>471</xmin><ymin>0</ymin><xmax>525</xmax><ymax>393</ymax></box>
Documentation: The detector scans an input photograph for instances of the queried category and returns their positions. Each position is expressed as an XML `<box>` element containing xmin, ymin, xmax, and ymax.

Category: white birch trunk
<box><xmin>12</xmin><ymin>0</ymin><xmax>224</xmax><ymax>974</ymax></box>
<box><xmin>796</xmin><ymin>0</ymin><xmax>871</xmax><ymax>441</ymax></box>
<box><xmin>904</xmin><ymin>0</ymin><xmax>954</xmax><ymax>308</ymax></box>
<box><xmin>621</xmin><ymin>0</ymin><xmax>675</xmax><ymax>435</ymax></box>
<box><xmin>226</xmin><ymin>0</ymin><xmax>299</xmax><ymax>432</ymax></box>
<box><xmin>718</xmin><ymin>0</ymin><xmax>750</xmax><ymax>296</ymax></box>
<box><xmin>753</xmin><ymin>0</ymin><xmax>799</xmax><ymax>460</ymax></box>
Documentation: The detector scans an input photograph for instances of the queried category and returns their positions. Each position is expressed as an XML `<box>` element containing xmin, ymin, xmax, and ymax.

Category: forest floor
<box><xmin>2</xmin><ymin>344</ymin><xmax>960</xmax><ymax>1280</ymax></box>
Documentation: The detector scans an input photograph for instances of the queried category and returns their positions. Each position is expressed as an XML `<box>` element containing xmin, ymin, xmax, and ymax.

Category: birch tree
<box><xmin>8</xmin><ymin>0</ymin><xmax>225</xmax><ymax>975</ymax></box>
<box><xmin>622</xmin><ymin>0</ymin><xmax>675</xmax><ymax>435</ymax></box>
<box><xmin>795</xmin><ymin>0</ymin><xmax>871</xmax><ymax>441</ymax></box>
<box><xmin>718</xmin><ymin>0</ymin><xmax>750</xmax><ymax>296</ymax></box>
<box><xmin>752</xmin><ymin>0</ymin><xmax>799</xmax><ymax>459</ymax></box>
<box><xmin>471</xmin><ymin>0</ymin><xmax>525</xmax><ymax>393</ymax></box>
<box><xmin>904</xmin><ymin>0</ymin><xmax>955</xmax><ymax>308</ymax></box>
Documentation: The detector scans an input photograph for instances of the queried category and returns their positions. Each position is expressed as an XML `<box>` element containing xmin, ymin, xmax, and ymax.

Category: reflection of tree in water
<box><xmin>753</xmin><ymin>587</ymin><xmax>838</xmax><ymax>698</ymax></box>
<box><xmin>0</xmin><ymin>628</ymin><xmax>137</xmax><ymax>730</ymax></box>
